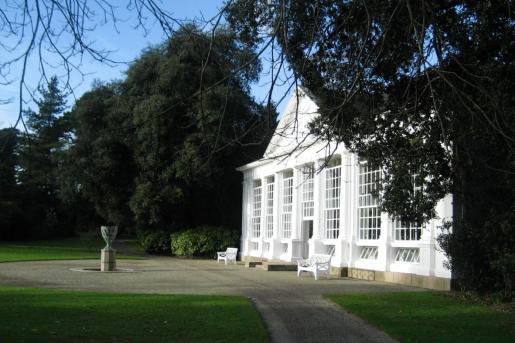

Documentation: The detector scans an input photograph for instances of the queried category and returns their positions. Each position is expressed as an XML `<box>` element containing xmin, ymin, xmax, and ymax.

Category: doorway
<box><xmin>301</xmin><ymin>220</ymin><xmax>313</xmax><ymax>258</ymax></box>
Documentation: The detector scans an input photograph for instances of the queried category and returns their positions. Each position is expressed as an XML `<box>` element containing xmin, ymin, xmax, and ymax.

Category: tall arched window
<box><xmin>358</xmin><ymin>164</ymin><xmax>381</xmax><ymax>240</ymax></box>
<box><xmin>251</xmin><ymin>179</ymin><xmax>262</xmax><ymax>238</ymax></box>
<box><xmin>281</xmin><ymin>170</ymin><xmax>293</xmax><ymax>238</ymax></box>
<box><xmin>324</xmin><ymin>157</ymin><xmax>341</xmax><ymax>239</ymax></box>
<box><xmin>265</xmin><ymin>176</ymin><xmax>274</xmax><ymax>238</ymax></box>
<box><xmin>301</xmin><ymin>164</ymin><xmax>314</xmax><ymax>218</ymax></box>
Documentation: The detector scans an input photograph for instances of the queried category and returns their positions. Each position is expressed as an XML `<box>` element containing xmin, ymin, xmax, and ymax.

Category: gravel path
<box><xmin>0</xmin><ymin>258</ymin><xmax>415</xmax><ymax>342</ymax></box>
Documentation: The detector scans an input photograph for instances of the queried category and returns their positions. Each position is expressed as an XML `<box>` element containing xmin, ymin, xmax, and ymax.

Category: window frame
<box><xmin>358</xmin><ymin>163</ymin><xmax>382</xmax><ymax>240</ymax></box>
<box><xmin>265</xmin><ymin>176</ymin><xmax>275</xmax><ymax>238</ymax></box>
<box><xmin>324</xmin><ymin>158</ymin><xmax>341</xmax><ymax>239</ymax></box>
<box><xmin>280</xmin><ymin>170</ymin><xmax>293</xmax><ymax>239</ymax></box>
<box><xmin>301</xmin><ymin>164</ymin><xmax>315</xmax><ymax>219</ymax></box>
<box><xmin>251</xmin><ymin>179</ymin><xmax>262</xmax><ymax>238</ymax></box>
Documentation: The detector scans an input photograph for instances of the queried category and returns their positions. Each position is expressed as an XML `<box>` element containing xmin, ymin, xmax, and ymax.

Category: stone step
<box><xmin>261</xmin><ymin>261</ymin><xmax>298</xmax><ymax>271</ymax></box>
<box><xmin>245</xmin><ymin>261</ymin><xmax>263</xmax><ymax>268</ymax></box>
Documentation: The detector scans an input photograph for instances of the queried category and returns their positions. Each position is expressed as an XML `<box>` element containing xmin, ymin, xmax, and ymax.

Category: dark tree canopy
<box><xmin>0</xmin><ymin>22</ymin><xmax>274</xmax><ymax>239</ymax></box>
<box><xmin>66</xmin><ymin>82</ymin><xmax>136</xmax><ymax>228</ymax></box>
<box><xmin>19</xmin><ymin>77</ymin><xmax>69</xmax><ymax>197</ymax></box>
<box><xmin>67</xmin><ymin>25</ymin><xmax>275</xmax><ymax>232</ymax></box>
<box><xmin>0</xmin><ymin>77</ymin><xmax>75</xmax><ymax>239</ymax></box>
<box><xmin>0</xmin><ymin>128</ymin><xmax>22</xmax><ymax>240</ymax></box>
<box><xmin>0</xmin><ymin>128</ymin><xmax>18</xmax><ymax>195</ymax></box>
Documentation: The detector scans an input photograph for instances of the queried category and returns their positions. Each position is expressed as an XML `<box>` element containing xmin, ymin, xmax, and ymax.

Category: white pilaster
<box><xmin>418</xmin><ymin>218</ymin><xmax>435</xmax><ymax>277</ymax></box>
<box><xmin>379</xmin><ymin>212</ymin><xmax>392</xmax><ymax>272</ymax></box>
<box><xmin>273</xmin><ymin>173</ymin><xmax>280</xmax><ymax>239</ymax></box>
<box><xmin>313</xmin><ymin>160</ymin><xmax>323</xmax><ymax>240</ymax></box>
<box><xmin>271</xmin><ymin>172</ymin><xmax>282</xmax><ymax>258</ymax></box>
<box><xmin>291</xmin><ymin>167</ymin><xmax>300</xmax><ymax>240</ymax></box>
<box><xmin>259</xmin><ymin>177</ymin><xmax>266</xmax><ymax>257</ymax></box>
<box><xmin>347</xmin><ymin>154</ymin><xmax>358</xmax><ymax>268</ymax></box>
<box><xmin>241</xmin><ymin>174</ymin><xmax>252</xmax><ymax>257</ymax></box>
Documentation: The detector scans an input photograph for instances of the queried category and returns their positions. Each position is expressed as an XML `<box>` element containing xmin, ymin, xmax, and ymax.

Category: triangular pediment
<box><xmin>263</xmin><ymin>88</ymin><xmax>319</xmax><ymax>159</ymax></box>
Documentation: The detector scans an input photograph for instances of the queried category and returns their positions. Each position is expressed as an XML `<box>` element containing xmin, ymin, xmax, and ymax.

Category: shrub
<box><xmin>438</xmin><ymin>209</ymin><xmax>515</xmax><ymax>301</ymax></box>
<box><xmin>171</xmin><ymin>226</ymin><xmax>240</xmax><ymax>258</ymax></box>
<box><xmin>138</xmin><ymin>230</ymin><xmax>171</xmax><ymax>254</ymax></box>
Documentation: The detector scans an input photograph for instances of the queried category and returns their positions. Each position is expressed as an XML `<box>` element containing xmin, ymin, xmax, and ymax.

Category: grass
<box><xmin>327</xmin><ymin>292</ymin><xmax>515</xmax><ymax>343</ymax></box>
<box><xmin>0</xmin><ymin>286</ymin><xmax>269</xmax><ymax>342</ymax></box>
<box><xmin>0</xmin><ymin>238</ymin><xmax>143</xmax><ymax>262</ymax></box>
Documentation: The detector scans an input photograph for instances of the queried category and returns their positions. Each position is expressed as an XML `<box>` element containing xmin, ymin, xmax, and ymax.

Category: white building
<box><xmin>237</xmin><ymin>89</ymin><xmax>452</xmax><ymax>290</ymax></box>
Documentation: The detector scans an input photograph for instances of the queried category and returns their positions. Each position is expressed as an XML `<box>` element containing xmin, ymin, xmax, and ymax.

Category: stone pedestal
<box><xmin>101</xmin><ymin>248</ymin><xmax>116</xmax><ymax>272</ymax></box>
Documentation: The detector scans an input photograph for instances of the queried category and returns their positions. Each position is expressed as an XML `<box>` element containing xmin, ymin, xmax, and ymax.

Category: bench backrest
<box><xmin>226</xmin><ymin>247</ymin><xmax>238</xmax><ymax>254</ymax></box>
<box><xmin>309</xmin><ymin>254</ymin><xmax>332</xmax><ymax>264</ymax></box>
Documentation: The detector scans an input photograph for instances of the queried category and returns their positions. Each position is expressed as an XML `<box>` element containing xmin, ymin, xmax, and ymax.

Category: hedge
<box><xmin>138</xmin><ymin>230</ymin><xmax>171</xmax><ymax>254</ymax></box>
<box><xmin>171</xmin><ymin>226</ymin><xmax>240</xmax><ymax>258</ymax></box>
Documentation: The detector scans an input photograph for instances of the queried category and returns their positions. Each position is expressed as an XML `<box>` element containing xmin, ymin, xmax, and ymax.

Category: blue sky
<box><xmin>0</xmin><ymin>1</ymin><xmax>290</xmax><ymax>129</ymax></box>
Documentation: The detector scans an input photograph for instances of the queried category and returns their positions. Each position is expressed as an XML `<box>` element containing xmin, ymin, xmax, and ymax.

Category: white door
<box><xmin>301</xmin><ymin>220</ymin><xmax>313</xmax><ymax>258</ymax></box>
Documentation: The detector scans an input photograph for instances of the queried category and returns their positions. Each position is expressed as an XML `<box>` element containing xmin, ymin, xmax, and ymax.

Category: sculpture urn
<box><xmin>101</xmin><ymin>226</ymin><xmax>118</xmax><ymax>251</ymax></box>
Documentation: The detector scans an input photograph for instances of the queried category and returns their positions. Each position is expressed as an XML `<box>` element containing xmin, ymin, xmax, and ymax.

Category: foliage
<box><xmin>64</xmin><ymin>82</ymin><xmax>137</xmax><ymax>230</ymax></box>
<box><xmin>0</xmin><ymin>77</ymin><xmax>100</xmax><ymax>239</ymax></box>
<box><xmin>327</xmin><ymin>292</ymin><xmax>515</xmax><ymax>343</ymax></box>
<box><xmin>1</xmin><ymin>24</ymin><xmax>273</xmax><ymax>240</ymax></box>
<box><xmin>0</xmin><ymin>128</ymin><xmax>18</xmax><ymax>193</ymax></box>
<box><xmin>439</xmin><ymin>210</ymin><xmax>515</xmax><ymax>300</ymax></box>
<box><xmin>171</xmin><ymin>226</ymin><xmax>240</xmax><ymax>257</ymax></box>
<box><xmin>0</xmin><ymin>287</ymin><xmax>269</xmax><ymax>343</ymax></box>
<box><xmin>137</xmin><ymin>230</ymin><xmax>171</xmax><ymax>254</ymax></box>
<box><xmin>227</xmin><ymin>0</ymin><xmax>515</xmax><ymax>295</ymax></box>
<box><xmin>0</xmin><ymin>128</ymin><xmax>23</xmax><ymax>240</ymax></box>
<box><xmin>67</xmin><ymin>25</ymin><xmax>274</xmax><ymax>233</ymax></box>
<box><xmin>1</xmin><ymin>77</ymin><xmax>79</xmax><ymax>239</ymax></box>
<box><xmin>19</xmin><ymin>76</ymin><xmax>68</xmax><ymax>196</ymax></box>
<box><xmin>126</xmin><ymin>25</ymin><xmax>273</xmax><ymax>230</ymax></box>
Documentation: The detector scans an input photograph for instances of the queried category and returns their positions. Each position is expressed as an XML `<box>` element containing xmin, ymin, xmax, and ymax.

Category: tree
<box><xmin>68</xmin><ymin>25</ymin><xmax>274</xmax><ymax>232</ymax></box>
<box><xmin>226</xmin><ymin>0</ymin><xmax>515</xmax><ymax>296</ymax></box>
<box><xmin>20</xmin><ymin>77</ymin><xmax>67</xmax><ymax>192</ymax></box>
<box><xmin>65</xmin><ymin>82</ymin><xmax>137</xmax><ymax>230</ymax></box>
<box><xmin>126</xmin><ymin>25</ymin><xmax>272</xmax><ymax>230</ymax></box>
<box><xmin>0</xmin><ymin>128</ymin><xmax>23</xmax><ymax>239</ymax></box>
<box><xmin>18</xmin><ymin>76</ymin><xmax>70</xmax><ymax>237</ymax></box>
<box><xmin>0</xmin><ymin>128</ymin><xmax>18</xmax><ymax>196</ymax></box>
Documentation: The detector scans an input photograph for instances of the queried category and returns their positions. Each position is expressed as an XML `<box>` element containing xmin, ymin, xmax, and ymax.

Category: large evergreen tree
<box><xmin>0</xmin><ymin>128</ymin><xmax>23</xmax><ymax>239</ymax></box>
<box><xmin>126</xmin><ymin>26</ymin><xmax>272</xmax><ymax>230</ymax></box>
<box><xmin>64</xmin><ymin>82</ymin><xmax>136</xmax><ymax>230</ymax></box>
<box><xmin>68</xmin><ymin>25</ymin><xmax>274</xmax><ymax>233</ymax></box>
<box><xmin>18</xmin><ymin>76</ymin><xmax>70</xmax><ymax>237</ymax></box>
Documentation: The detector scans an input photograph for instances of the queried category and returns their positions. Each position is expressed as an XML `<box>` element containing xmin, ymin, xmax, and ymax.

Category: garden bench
<box><xmin>217</xmin><ymin>247</ymin><xmax>238</xmax><ymax>264</ymax></box>
<box><xmin>297</xmin><ymin>253</ymin><xmax>333</xmax><ymax>280</ymax></box>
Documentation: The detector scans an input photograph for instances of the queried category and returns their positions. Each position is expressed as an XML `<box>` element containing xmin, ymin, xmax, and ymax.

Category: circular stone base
<box><xmin>69</xmin><ymin>267</ymin><xmax>134</xmax><ymax>273</ymax></box>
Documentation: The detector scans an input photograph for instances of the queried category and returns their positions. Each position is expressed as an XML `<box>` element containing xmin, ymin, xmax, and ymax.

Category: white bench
<box><xmin>297</xmin><ymin>253</ymin><xmax>333</xmax><ymax>280</ymax></box>
<box><xmin>217</xmin><ymin>247</ymin><xmax>238</xmax><ymax>264</ymax></box>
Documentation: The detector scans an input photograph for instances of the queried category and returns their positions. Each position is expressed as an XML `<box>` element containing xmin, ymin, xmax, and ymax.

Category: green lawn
<box><xmin>0</xmin><ymin>286</ymin><xmax>268</xmax><ymax>342</ymax></box>
<box><xmin>327</xmin><ymin>292</ymin><xmax>515</xmax><ymax>343</ymax></box>
<box><xmin>0</xmin><ymin>238</ymin><xmax>143</xmax><ymax>262</ymax></box>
